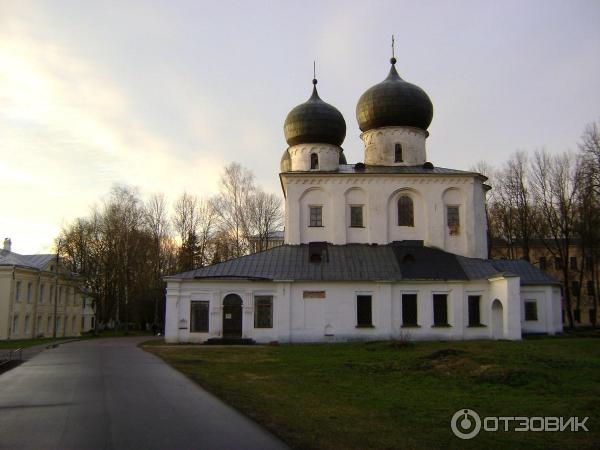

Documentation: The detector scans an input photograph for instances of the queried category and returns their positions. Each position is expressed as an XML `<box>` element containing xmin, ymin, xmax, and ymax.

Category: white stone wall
<box><xmin>282</xmin><ymin>173</ymin><xmax>488</xmax><ymax>259</ymax></box>
<box><xmin>520</xmin><ymin>285</ymin><xmax>563</xmax><ymax>335</ymax></box>
<box><xmin>361</xmin><ymin>126</ymin><xmax>428</xmax><ymax>166</ymax></box>
<box><xmin>164</xmin><ymin>276</ymin><xmax>562</xmax><ymax>344</ymax></box>
<box><xmin>288</xmin><ymin>143</ymin><xmax>341</xmax><ymax>171</ymax></box>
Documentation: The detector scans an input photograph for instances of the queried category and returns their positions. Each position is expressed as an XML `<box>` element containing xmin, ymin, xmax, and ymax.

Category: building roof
<box><xmin>282</xmin><ymin>164</ymin><xmax>482</xmax><ymax>177</ymax></box>
<box><xmin>166</xmin><ymin>242</ymin><xmax>559</xmax><ymax>286</ymax></box>
<box><xmin>0</xmin><ymin>249</ymin><xmax>55</xmax><ymax>271</ymax></box>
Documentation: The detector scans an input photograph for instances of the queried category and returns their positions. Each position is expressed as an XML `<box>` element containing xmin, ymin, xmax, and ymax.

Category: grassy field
<box><xmin>144</xmin><ymin>337</ymin><xmax>599</xmax><ymax>450</ymax></box>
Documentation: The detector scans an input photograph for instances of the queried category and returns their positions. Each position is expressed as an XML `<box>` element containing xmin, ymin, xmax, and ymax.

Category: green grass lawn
<box><xmin>144</xmin><ymin>337</ymin><xmax>600</xmax><ymax>450</ymax></box>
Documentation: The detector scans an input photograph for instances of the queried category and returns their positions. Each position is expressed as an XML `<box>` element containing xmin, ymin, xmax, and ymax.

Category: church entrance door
<box><xmin>222</xmin><ymin>294</ymin><xmax>243</xmax><ymax>338</ymax></box>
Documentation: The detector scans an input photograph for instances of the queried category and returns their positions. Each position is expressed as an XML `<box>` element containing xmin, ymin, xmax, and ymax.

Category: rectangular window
<box><xmin>57</xmin><ymin>317</ymin><xmax>62</xmax><ymax>335</ymax></box>
<box><xmin>574</xmin><ymin>308</ymin><xmax>581</xmax><ymax>323</ymax></box>
<box><xmin>447</xmin><ymin>206</ymin><xmax>460</xmax><ymax>235</ymax></box>
<box><xmin>27</xmin><ymin>283</ymin><xmax>32</xmax><ymax>303</ymax></box>
<box><xmin>539</xmin><ymin>256</ymin><xmax>547</xmax><ymax>270</ymax></box>
<box><xmin>15</xmin><ymin>281</ymin><xmax>21</xmax><ymax>302</ymax></box>
<box><xmin>59</xmin><ymin>287</ymin><xmax>63</xmax><ymax>305</ymax></box>
<box><xmin>587</xmin><ymin>280</ymin><xmax>595</xmax><ymax>295</ymax></box>
<box><xmin>356</xmin><ymin>295</ymin><xmax>373</xmax><ymax>327</ymax></box>
<box><xmin>586</xmin><ymin>256</ymin><xmax>593</xmax><ymax>270</ymax></box>
<box><xmin>190</xmin><ymin>301</ymin><xmax>209</xmax><ymax>332</ymax></box>
<box><xmin>49</xmin><ymin>285</ymin><xmax>54</xmax><ymax>304</ymax></box>
<box><xmin>570</xmin><ymin>256</ymin><xmax>577</xmax><ymax>270</ymax></box>
<box><xmin>468</xmin><ymin>295</ymin><xmax>481</xmax><ymax>326</ymax></box>
<box><xmin>12</xmin><ymin>315</ymin><xmax>19</xmax><ymax>335</ymax></box>
<box><xmin>37</xmin><ymin>315</ymin><xmax>43</xmax><ymax>334</ymax></box>
<box><xmin>589</xmin><ymin>308</ymin><xmax>597</xmax><ymax>324</ymax></box>
<box><xmin>402</xmin><ymin>294</ymin><xmax>418</xmax><ymax>326</ymax></box>
<box><xmin>254</xmin><ymin>295</ymin><xmax>273</xmax><ymax>328</ymax></box>
<box><xmin>524</xmin><ymin>300</ymin><xmax>538</xmax><ymax>321</ymax></box>
<box><xmin>309</xmin><ymin>206</ymin><xmax>323</xmax><ymax>227</ymax></box>
<box><xmin>572</xmin><ymin>281</ymin><xmax>581</xmax><ymax>297</ymax></box>
<box><xmin>47</xmin><ymin>317</ymin><xmax>52</xmax><ymax>333</ymax></box>
<box><xmin>24</xmin><ymin>315</ymin><xmax>31</xmax><ymax>334</ymax></box>
<box><xmin>350</xmin><ymin>206</ymin><xmax>363</xmax><ymax>228</ymax></box>
<box><xmin>433</xmin><ymin>294</ymin><xmax>449</xmax><ymax>326</ymax></box>
<box><xmin>40</xmin><ymin>284</ymin><xmax>45</xmax><ymax>304</ymax></box>
<box><xmin>554</xmin><ymin>257</ymin><xmax>562</xmax><ymax>270</ymax></box>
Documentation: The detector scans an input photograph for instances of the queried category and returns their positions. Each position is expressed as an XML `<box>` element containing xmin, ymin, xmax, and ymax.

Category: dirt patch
<box><xmin>424</xmin><ymin>348</ymin><xmax>468</xmax><ymax>360</ymax></box>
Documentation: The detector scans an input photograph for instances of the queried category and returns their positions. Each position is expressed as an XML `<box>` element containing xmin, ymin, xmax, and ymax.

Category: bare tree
<box><xmin>247</xmin><ymin>188</ymin><xmax>283</xmax><ymax>252</ymax></box>
<box><xmin>530</xmin><ymin>150</ymin><xmax>582</xmax><ymax>328</ymax></box>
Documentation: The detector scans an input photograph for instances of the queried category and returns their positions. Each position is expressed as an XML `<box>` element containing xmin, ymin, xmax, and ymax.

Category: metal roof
<box><xmin>167</xmin><ymin>242</ymin><xmax>558</xmax><ymax>286</ymax></box>
<box><xmin>0</xmin><ymin>250</ymin><xmax>55</xmax><ymax>271</ymax></box>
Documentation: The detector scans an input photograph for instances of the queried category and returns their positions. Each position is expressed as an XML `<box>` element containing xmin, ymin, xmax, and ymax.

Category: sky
<box><xmin>1</xmin><ymin>0</ymin><xmax>599</xmax><ymax>254</ymax></box>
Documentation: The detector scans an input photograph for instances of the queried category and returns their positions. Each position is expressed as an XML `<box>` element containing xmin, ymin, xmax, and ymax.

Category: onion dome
<box><xmin>284</xmin><ymin>79</ymin><xmax>346</xmax><ymax>147</ymax></box>
<box><xmin>356</xmin><ymin>58</ymin><xmax>433</xmax><ymax>132</ymax></box>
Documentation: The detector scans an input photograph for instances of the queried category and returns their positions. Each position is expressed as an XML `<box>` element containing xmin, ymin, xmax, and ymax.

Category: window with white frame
<box><xmin>254</xmin><ymin>296</ymin><xmax>273</xmax><ymax>328</ymax></box>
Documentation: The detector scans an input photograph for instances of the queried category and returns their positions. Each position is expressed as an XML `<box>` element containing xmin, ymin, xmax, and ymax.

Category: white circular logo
<box><xmin>451</xmin><ymin>409</ymin><xmax>482</xmax><ymax>440</ymax></box>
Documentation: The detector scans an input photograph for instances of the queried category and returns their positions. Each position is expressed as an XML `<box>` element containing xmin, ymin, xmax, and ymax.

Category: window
<box><xmin>309</xmin><ymin>206</ymin><xmax>323</xmax><ymax>227</ymax></box>
<box><xmin>524</xmin><ymin>301</ymin><xmax>538</xmax><ymax>321</ymax></box>
<box><xmin>356</xmin><ymin>295</ymin><xmax>373</xmax><ymax>327</ymax></box>
<box><xmin>572</xmin><ymin>281</ymin><xmax>581</xmax><ymax>297</ymax></box>
<box><xmin>394</xmin><ymin>143</ymin><xmax>403</xmax><ymax>162</ymax></box>
<box><xmin>47</xmin><ymin>317</ymin><xmax>52</xmax><ymax>333</ymax></box>
<box><xmin>586</xmin><ymin>256</ymin><xmax>593</xmax><ymax>270</ymax></box>
<box><xmin>587</xmin><ymin>280</ymin><xmax>595</xmax><ymax>295</ymax></box>
<box><xmin>49</xmin><ymin>285</ymin><xmax>54</xmax><ymax>304</ymax></box>
<box><xmin>589</xmin><ymin>309</ymin><xmax>597</xmax><ymax>324</ymax></box>
<box><xmin>574</xmin><ymin>309</ymin><xmax>581</xmax><ymax>322</ymax></box>
<box><xmin>402</xmin><ymin>294</ymin><xmax>418</xmax><ymax>326</ymax></box>
<box><xmin>15</xmin><ymin>281</ymin><xmax>21</xmax><ymax>302</ymax></box>
<box><xmin>539</xmin><ymin>257</ymin><xmax>547</xmax><ymax>270</ymax></box>
<box><xmin>37</xmin><ymin>315</ymin><xmax>43</xmax><ymax>334</ymax></box>
<box><xmin>72</xmin><ymin>316</ymin><xmax>76</xmax><ymax>333</ymax></box>
<box><xmin>398</xmin><ymin>196</ymin><xmax>414</xmax><ymax>227</ymax></box>
<box><xmin>433</xmin><ymin>294</ymin><xmax>449</xmax><ymax>326</ymax></box>
<box><xmin>254</xmin><ymin>296</ymin><xmax>273</xmax><ymax>328</ymax></box>
<box><xmin>190</xmin><ymin>301</ymin><xmax>209</xmax><ymax>332</ymax></box>
<box><xmin>27</xmin><ymin>283</ymin><xmax>32</xmax><ymax>303</ymax></box>
<box><xmin>24</xmin><ymin>315</ymin><xmax>30</xmax><ymax>334</ymax></box>
<box><xmin>468</xmin><ymin>295</ymin><xmax>481</xmax><ymax>326</ymax></box>
<box><xmin>40</xmin><ymin>284</ymin><xmax>45</xmax><ymax>304</ymax></box>
<box><xmin>447</xmin><ymin>206</ymin><xmax>460</xmax><ymax>235</ymax></box>
<box><xmin>350</xmin><ymin>206</ymin><xmax>363</xmax><ymax>227</ymax></box>
<box><xmin>554</xmin><ymin>257</ymin><xmax>562</xmax><ymax>270</ymax></box>
<box><xmin>12</xmin><ymin>315</ymin><xmax>19</xmax><ymax>335</ymax></box>
<box><xmin>310</xmin><ymin>153</ymin><xmax>319</xmax><ymax>170</ymax></box>
<box><xmin>570</xmin><ymin>257</ymin><xmax>578</xmax><ymax>270</ymax></box>
<box><xmin>59</xmin><ymin>287</ymin><xmax>63</xmax><ymax>305</ymax></box>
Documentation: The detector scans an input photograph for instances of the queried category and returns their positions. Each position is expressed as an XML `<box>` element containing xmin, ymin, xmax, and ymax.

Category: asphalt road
<box><xmin>0</xmin><ymin>337</ymin><xmax>288</xmax><ymax>450</ymax></box>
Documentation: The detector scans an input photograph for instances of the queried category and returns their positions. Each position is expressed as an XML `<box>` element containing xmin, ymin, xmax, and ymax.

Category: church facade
<box><xmin>165</xmin><ymin>55</ymin><xmax>562</xmax><ymax>344</ymax></box>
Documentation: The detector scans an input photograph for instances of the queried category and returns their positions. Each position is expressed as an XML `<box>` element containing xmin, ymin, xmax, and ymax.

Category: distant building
<box><xmin>248</xmin><ymin>230</ymin><xmax>284</xmax><ymax>253</ymax></box>
<box><xmin>491</xmin><ymin>238</ymin><xmax>598</xmax><ymax>327</ymax></box>
<box><xmin>165</xmin><ymin>53</ymin><xmax>562</xmax><ymax>344</ymax></box>
<box><xmin>0</xmin><ymin>238</ymin><xmax>91</xmax><ymax>340</ymax></box>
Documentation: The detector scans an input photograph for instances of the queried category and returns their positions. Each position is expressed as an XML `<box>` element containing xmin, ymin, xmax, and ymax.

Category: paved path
<box><xmin>0</xmin><ymin>337</ymin><xmax>288</xmax><ymax>450</ymax></box>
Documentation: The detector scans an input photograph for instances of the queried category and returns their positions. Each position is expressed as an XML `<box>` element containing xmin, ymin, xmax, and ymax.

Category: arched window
<box><xmin>310</xmin><ymin>153</ymin><xmax>319</xmax><ymax>170</ymax></box>
<box><xmin>394</xmin><ymin>143</ymin><xmax>403</xmax><ymax>163</ymax></box>
<box><xmin>398</xmin><ymin>195</ymin><xmax>414</xmax><ymax>226</ymax></box>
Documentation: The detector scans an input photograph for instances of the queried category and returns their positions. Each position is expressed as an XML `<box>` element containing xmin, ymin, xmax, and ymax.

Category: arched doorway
<box><xmin>491</xmin><ymin>299</ymin><xmax>504</xmax><ymax>339</ymax></box>
<box><xmin>222</xmin><ymin>294</ymin><xmax>243</xmax><ymax>338</ymax></box>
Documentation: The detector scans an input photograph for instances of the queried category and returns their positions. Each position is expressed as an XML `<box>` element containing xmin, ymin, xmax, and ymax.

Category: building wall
<box><xmin>165</xmin><ymin>277</ymin><xmax>562</xmax><ymax>344</ymax></box>
<box><xmin>0</xmin><ymin>266</ymin><xmax>86</xmax><ymax>340</ymax></box>
<box><xmin>282</xmin><ymin>173</ymin><xmax>488</xmax><ymax>259</ymax></box>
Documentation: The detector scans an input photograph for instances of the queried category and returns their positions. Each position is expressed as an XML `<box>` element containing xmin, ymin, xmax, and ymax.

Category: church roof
<box><xmin>281</xmin><ymin>164</ymin><xmax>483</xmax><ymax>177</ymax></box>
<box><xmin>166</xmin><ymin>242</ymin><xmax>558</xmax><ymax>286</ymax></box>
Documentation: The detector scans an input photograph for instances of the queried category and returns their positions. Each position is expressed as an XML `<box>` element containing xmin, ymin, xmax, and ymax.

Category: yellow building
<box><xmin>491</xmin><ymin>239</ymin><xmax>598</xmax><ymax>327</ymax></box>
<box><xmin>0</xmin><ymin>238</ymin><xmax>87</xmax><ymax>340</ymax></box>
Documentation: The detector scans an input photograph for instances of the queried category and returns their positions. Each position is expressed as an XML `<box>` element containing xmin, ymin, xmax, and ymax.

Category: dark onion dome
<box><xmin>284</xmin><ymin>79</ymin><xmax>346</xmax><ymax>147</ymax></box>
<box><xmin>356</xmin><ymin>58</ymin><xmax>433</xmax><ymax>132</ymax></box>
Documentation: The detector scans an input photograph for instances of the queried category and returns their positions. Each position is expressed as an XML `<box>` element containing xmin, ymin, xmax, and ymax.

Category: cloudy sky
<box><xmin>1</xmin><ymin>0</ymin><xmax>599</xmax><ymax>254</ymax></box>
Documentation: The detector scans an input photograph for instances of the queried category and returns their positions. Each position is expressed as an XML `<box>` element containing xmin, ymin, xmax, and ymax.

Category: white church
<box><xmin>165</xmin><ymin>54</ymin><xmax>563</xmax><ymax>344</ymax></box>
